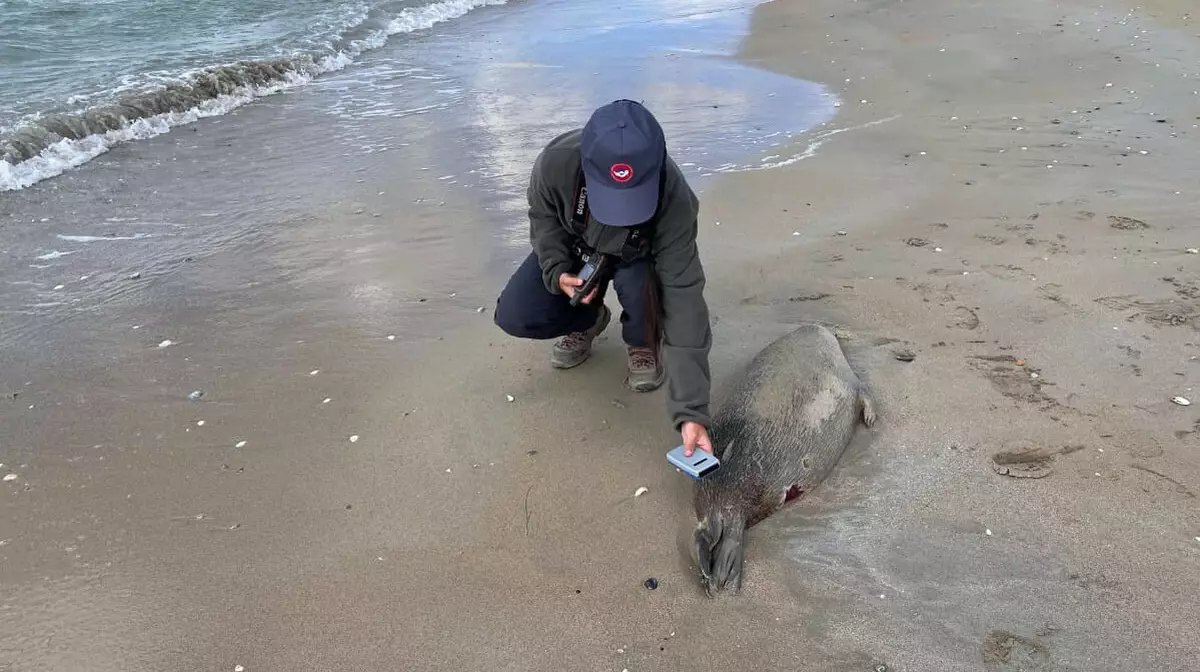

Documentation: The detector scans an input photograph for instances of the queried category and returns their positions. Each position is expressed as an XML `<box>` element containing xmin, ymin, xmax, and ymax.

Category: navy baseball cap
<box><xmin>580</xmin><ymin>99</ymin><xmax>666</xmax><ymax>227</ymax></box>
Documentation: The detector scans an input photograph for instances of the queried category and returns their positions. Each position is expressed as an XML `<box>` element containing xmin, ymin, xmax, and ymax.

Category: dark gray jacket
<box><xmin>527</xmin><ymin>128</ymin><xmax>712</xmax><ymax>430</ymax></box>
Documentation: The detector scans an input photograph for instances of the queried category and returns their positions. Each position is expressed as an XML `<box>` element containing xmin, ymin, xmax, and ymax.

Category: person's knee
<box><xmin>494</xmin><ymin>295</ymin><xmax>531</xmax><ymax>338</ymax></box>
<box><xmin>495</xmin><ymin>289</ymin><xmax>561</xmax><ymax>339</ymax></box>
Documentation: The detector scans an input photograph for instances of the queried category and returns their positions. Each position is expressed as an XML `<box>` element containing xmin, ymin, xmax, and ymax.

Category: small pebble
<box><xmin>196</xmin><ymin>420</ymin><xmax>205</xmax><ymax>427</ymax></box>
<box><xmin>349</xmin><ymin>435</ymin><xmax>360</xmax><ymax>443</ymax></box>
<box><xmin>3</xmin><ymin>474</ymin><xmax>17</xmax><ymax>482</ymax></box>
<box><xmin>188</xmin><ymin>390</ymin><xmax>205</xmax><ymax>401</ymax></box>
<box><xmin>322</xmin><ymin>398</ymin><xmax>332</xmax><ymax>404</ymax></box>
<box><xmin>158</xmin><ymin>340</ymin><xmax>173</xmax><ymax>348</ymax></box>
<box><xmin>934</xmin><ymin>247</ymin><xmax>943</xmax><ymax>252</ymax></box>
<box><xmin>634</xmin><ymin>486</ymin><xmax>649</xmax><ymax>497</ymax></box>
<box><xmin>476</xmin><ymin>306</ymin><xmax>485</xmax><ymax>313</ymax></box>
<box><xmin>792</xmin><ymin>231</ymin><xmax>800</xmax><ymax>236</ymax></box>
<box><xmin>1186</xmin><ymin>249</ymin><xmax>1198</xmax><ymax>254</ymax></box>
<box><xmin>985</xmin><ymin>529</ymin><xmax>993</xmax><ymax>536</ymax></box>
<box><xmin>1171</xmin><ymin>396</ymin><xmax>1191</xmax><ymax>406</ymax></box>
<box><xmin>309</xmin><ymin>370</ymin><xmax>320</xmax><ymax>376</ymax></box>
<box><xmin>235</xmin><ymin>441</ymin><xmax>247</xmax><ymax>449</ymax></box>
<box><xmin>387</xmin><ymin>335</ymin><xmax>396</xmax><ymax>341</ymax></box>
<box><xmin>836</xmin><ymin>230</ymin><xmax>848</xmax><ymax>236</ymax></box>
<box><xmin>235</xmin><ymin>666</ymin><xmax>245</xmax><ymax>672</ymax></box>
<box><xmin>644</xmin><ymin>578</ymin><xmax>658</xmax><ymax>590</ymax></box>
<box><xmin>506</xmin><ymin>394</ymin><xmax>515</xmax><ymax>402</ymax></box>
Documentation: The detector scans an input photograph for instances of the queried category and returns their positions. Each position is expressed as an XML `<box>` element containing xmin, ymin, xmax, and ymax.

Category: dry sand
<box><xmin>4</xmin><ymin>0</ymin><xmax>1200</xmax><ymax>670</ymax></box>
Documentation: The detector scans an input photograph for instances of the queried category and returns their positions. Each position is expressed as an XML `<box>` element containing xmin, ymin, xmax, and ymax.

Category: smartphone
<box><xmin>666</xmin><ymin>445</ymin><xmax>721</xmax><ymax>480</ymax></box>
<box><xmin>577</xmin><ymin>258</ymin><xmax>598</xmax><ymax>282</ymax></box>
<box><xmin>569</xmin><ymin>254</ymin><xmax>605</xmax><ymax>307</ymax></box>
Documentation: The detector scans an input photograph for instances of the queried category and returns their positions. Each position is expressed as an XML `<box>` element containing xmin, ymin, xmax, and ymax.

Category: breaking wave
<box><xmin>0</xmin><ymin>0</ymin><xmax>507</xmax><ymax>192</ymax></box>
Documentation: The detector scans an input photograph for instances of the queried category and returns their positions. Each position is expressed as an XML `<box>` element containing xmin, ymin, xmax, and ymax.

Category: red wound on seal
<box><xmin>609</xmin><ymin>163</ymin><xmax>633</xmax><ymax>183</ymax></box>
<box><xmin>784</xmin><ymin>484</ymin><xmax>805</xmax><ymax>503</ymax></box>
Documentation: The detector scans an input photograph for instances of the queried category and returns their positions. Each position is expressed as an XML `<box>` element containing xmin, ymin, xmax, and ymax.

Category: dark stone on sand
<box><xmin>644</xmin><ymin>578</ymin><xmax>658</xmax><ymax>590</ymax></box>
<box><xmin>893</xmin><ymin>348</ymin><xmax>916</xmax><ymax>362</ymax></box>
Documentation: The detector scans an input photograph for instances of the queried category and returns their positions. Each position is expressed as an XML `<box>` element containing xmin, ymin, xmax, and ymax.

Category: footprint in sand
<box><xmin>1107</xmin><ymin>215</ymin><xmax>1149</xmax><ymax>230</ymax></box>
<box><xmin>990</xmin><ymin>443</ymin><xmax>1056</xmax><ymax>479</ymax></box>
<box><xmin>982</xmin><ymin>630</ymin><xmax>1052</xmax><ymax>671</ymax></box>
<box><xmin>967</xmin><ymin>355</ymin><xmax>1060</xmax><ymax>410</ymax></box>
<box><xmin>1094</xmin><ymin>295</ymin><xmax>1199</xmax><ymax>329</ymax></box>
<box><xmin>951</xmin><ymin>306</ymin><xmax>980</xmax><ymax>330</ymax></box>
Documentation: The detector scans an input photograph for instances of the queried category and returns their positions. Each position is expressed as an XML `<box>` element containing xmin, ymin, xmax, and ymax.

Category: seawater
<box><xmin>0</xmin><ymin>0</ymin><xmax>510</xmax><ymax>191</ymax></box>
<box><xmin>0</xmin><ymin>0</ymin><xmax>839</xmax><ymax>336</ymax></box>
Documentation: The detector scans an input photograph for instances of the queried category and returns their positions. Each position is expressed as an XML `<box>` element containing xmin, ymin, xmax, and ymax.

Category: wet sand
<box><xmin>4</xmin><ymin>0</ymin><xmax>1200</xmax><ymax>670</ymax></box>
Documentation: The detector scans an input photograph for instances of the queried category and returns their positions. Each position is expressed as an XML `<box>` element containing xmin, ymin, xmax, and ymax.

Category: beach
<box><xmin>2</xmin><ymin>0</ymin><xmax>1199</xmax><ymax>669</ymax></box>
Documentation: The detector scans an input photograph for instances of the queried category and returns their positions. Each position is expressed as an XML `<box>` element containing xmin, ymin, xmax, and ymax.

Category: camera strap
<box><xmin>570</xmin><ymin>167</ymin><xmax>590</xmax><ymax>233</ymax></box>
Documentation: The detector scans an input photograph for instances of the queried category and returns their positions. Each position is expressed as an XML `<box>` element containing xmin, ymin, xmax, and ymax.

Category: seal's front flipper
<box><xmin>859</xmin><ymin>389</ymin><xmax>877</xmax><ymax>428</ymax></box>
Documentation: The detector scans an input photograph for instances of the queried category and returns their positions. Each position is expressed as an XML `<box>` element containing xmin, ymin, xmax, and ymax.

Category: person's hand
<box><xmin>681</xmin><ymin>421</ymin><xmax>713</xmax><ymax>457</ymax></box>
<box><xmin>558</xmin><ymin>273</ymin><xmax>598</xmax><ymax>304</ymax></box>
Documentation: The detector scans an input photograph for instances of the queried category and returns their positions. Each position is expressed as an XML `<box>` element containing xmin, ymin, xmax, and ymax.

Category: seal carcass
<box><xmin>693</xmin><ymin>323</ymin><xmax>876</xmax><ymax>595</ymax></box>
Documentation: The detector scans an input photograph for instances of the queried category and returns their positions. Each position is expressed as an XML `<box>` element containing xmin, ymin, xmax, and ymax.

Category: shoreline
<box><xmin>4</xmin><ymin>0</ymin><xmax>1200</xmax><ymax>669</ymax></box>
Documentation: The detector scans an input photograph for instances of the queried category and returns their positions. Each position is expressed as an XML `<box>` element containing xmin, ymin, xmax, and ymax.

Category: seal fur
<box><xmin>693</xmin><ymin>323</ymin><xmax>876</xmax><ymax>595</ymax></box>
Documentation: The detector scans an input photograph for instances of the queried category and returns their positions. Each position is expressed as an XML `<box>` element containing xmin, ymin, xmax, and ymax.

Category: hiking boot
<box><xmin>551</xmin><ymin>304</ymin><xmax>611</xmax><ymax>369</ymax></box>
<box><xmin>626</xmin><ymin>345</ymin><xmax>666</xmax><ymax>392</ymax></box>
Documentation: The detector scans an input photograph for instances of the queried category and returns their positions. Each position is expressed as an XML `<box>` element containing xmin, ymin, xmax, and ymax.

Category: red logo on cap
<box><xmin>610</xmin><ymin>163</ymin><xmax>633</xmax><ymax>183</ymax></box>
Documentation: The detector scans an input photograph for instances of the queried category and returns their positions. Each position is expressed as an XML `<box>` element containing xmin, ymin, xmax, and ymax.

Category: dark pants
<box><xmin>494</xmin><ymin>251</ymin><xmax>650</xmax><ymax>348</ymax></box>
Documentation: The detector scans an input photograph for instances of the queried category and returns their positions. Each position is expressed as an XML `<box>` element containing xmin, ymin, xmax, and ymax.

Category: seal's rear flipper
<box><xmin>859</xmin><ymin>389</ymin><xmax>877</xmax><ymax>428</ymax></box>
<box><xmin>695</xmin><ymin>514</ymin><xmax>746</xmax><ymax>596</ymax></box>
